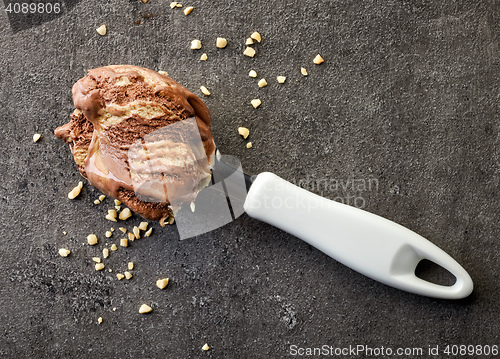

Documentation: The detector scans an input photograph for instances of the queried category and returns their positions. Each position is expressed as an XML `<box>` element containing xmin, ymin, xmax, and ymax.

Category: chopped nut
<box><xmin>139</xmin><ymin>304</ymin><xmax>152</xmax><ymax>314</ymax></box>
<box><xmin>116</xmin><ymin>273</ymin><xmax>124</xmax><ymax>280</ymax></box>
<box><xmin>106</xmin><ymin>209</ymin><xmax>118</xmax><ymax>222</ymax></box>
<box><xmin>277</xmin><ymin>76</ymin><xmax>286</xmax><ymax>83</ymax></box>
<box><xmin>95</xmin><ymin>263</ymin><xmax>105</xmax><ymax>271</ymax></box>
<box><xmin>58</xmin><ymin>248</ymin><xmax>70</xmax><ymax>257</ymax></box>
<box><xmin>200</xmin><ymin>86</ymin><xmax>211</xmax><ymax>96</ymax></box>
<box><xmin>115</xmin><ymin>205</ymin><xmax>121</xmax><ymax>211</ymax></box>
<box><xmin>68</xmin><ymin>181</ymin><xmax>83</xmax><ymax>199</ymax></box>
<box><xmin>110</xmin><ymin>228</ymin><xmax>115</xmax><ymax>232</ymax></box>
<box><xmin>96</xmin><ymin>25</ymin><xmax>107</xmax><ymax>36</ymax></box>
<box><xmin>313</xmin><ymin>54</ymin><xmax>324</xmax><ymax>64</ymax></box>
<box><xmin>113</xmin><ymin>307</ymin><xmax>117</xmax><ymax>311</ymax></box>
<box><xmin>119</xmin><ymin>208</ymin><xmax>132</xmax><ymax>220</ymax></box>
<box><xmin>111</xmin><ymin>244</ymin><xmax>118</xmax><ymax>251</ymax></box>
<box><xmin>246</xmin><ymin>142</ymin><xmax>253</xmax><ymax>149</ymax></box>
<box><xmin>33</xmin><ymin>133</ymin><xmax>42</xmax><ymax>142</ymax></box>
<box><xmin>105</xmin><ymin>231</ymin><xmax>112</xmax><ymax>238</ymax></box>
<box><xmin>103</xmin><ymin>248</ymin><xmax>109</xmax><ymax>258</ymax></box>
<box><xmin>139</xmin><ymin>222</ymin><xmax>149</xmax><ymax>231</ymax></box>
<box><xmin>167</xmin><ymin>216</ymin><xmax>175</xmax><ymax>225</ymax></box>
<box><xmin>183</xmin><ymin>5</ymin><xmax>193</xmax><ymax>14</ymax></box>
<box><xmin>119</xmin><ymin>227</ymin><xmax>127</xmax><ymax>233</ymax></box>
<box><xmin>133</xmin><ymin>226</ymin><xmax>141</xmax><ymax>239</ymax></box>
<box><xmin>202</xmin><ymin>343</ymin><xmax>210</xmax><ymax>351</ymax></box>
<box><xmin>114</xmin><ymin>199</ymin><xmax>122</xmax><ymax>206</ymax></box>
<box><xmin>216</xmin><ymin>37</ymin><xmax>227</xmax><ymax>48</ymax></box>
<box><xmin>145</xmin><ymin>228</ymin><xmax>153</xmax><ymax>237</ymax></box>
<box><xmin>250</xmin><ymin>31</ymin><xmax>261</xmax><ymax>42</ymax></box>
<box><xmin>94</xmin><ymin>199</ymin><xmax>101</xmax><ymax>205</ymax></box>
<box><xmin>63</xmin><ymin>231</ymin><xmax>67</xmax><ymax>235</ymax></box>
<box><xmin>158</xmin><ymin>70</ymin><xmax>168</xmax><ymax>76</ymax></box>
<box><xmin>250</xmin><ymin>99</ymin><xmax>261</xmax><ymax>108</ymax></box>
<box><xmin>190</xmin><ymin>202</ymin><xmax>195</xmax><ymax>212</ymax></box>
<box><xmin>92</xmin><ymin>257</ymin><xmax>101</xmax><ymax>263</ymax></box>
<box><xmin>156</xmin><ymin>278</ymin><xmax>169</xmax><ymax>289</ymax></box>
<box><xmin>243</xmin><ymin>47</ymin><xmax>256</xmax><ymax>57</ymax></box>
<box><xmin>258</xmin><ymin>78</ymin><xmax>267</xmax><ymax>87</ymax></box>
<box><xmin>108</xmin><ymin>268</ymin><xmax>112</xmax><ymax>272</ymax></box>
<box><xmin>170</xmin><ymin>1</ymin><xmax>177</xmax><ymax>8</ymax></box>
<box><xmin>128</xmin><ymin>262</ymin><xmax>134</xmax><ymax>270</ymax></box>
<box><xmin>238</xmin><ymin>127</ymin><xmax>250</xmax><ymax>139</ymax></box>
<box><xmin>98</xmin><ymin>195</ymin><xmax>106</xmax><ymax>201</ymax></box>
<box><xmin>248</xmin><ymin>70</ymin><xmax>257</xmax><ymax>78</ymax></box>
<box><xmin>124</xmin><ymin>271</ymin><xmax>133</xmax><ymax>280</ymax></box>
<box><xmin>97</xmin><ymin>317</ymin><xmax>103</xmax><ymax>324</ymax></box>
<box><xmin>176</xmin><ymin>3</ymin><xmax>182</xmax><ymax>7</ymax></box>
<box><xmin>191</xmin><ymin>39</ymin><xmax>202</xmax><ymax>50</ymax></box>
<box><xmin>200</xmin><ymin>53</ymin><xmax>208</xmax><ymax>61</ymax></box>
<box><xmin>301</xmin><ymin>67</ymin><xmax>308</xmax><ymax>76</ymax></box>
<box><xmin>245</xmin><ymin>37</ymin><xmax>254</xmax><ymax>45</ymax></box>
<box><xmin>120</xmin><ymin>238</ymin><xmax>128</xmax><ymax>247</ymax></box>
<box><xmin>128</xmin><ymin>232</ymin><xmax>135</xmax><ymax>241</ymax></box>
<box><xmin>87</xmin><ymin>234</ymin><xmax>98</xmax><ymax>246</ymax></box>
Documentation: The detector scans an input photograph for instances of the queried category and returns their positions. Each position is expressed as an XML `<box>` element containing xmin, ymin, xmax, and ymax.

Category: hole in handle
<box><xmin>415</xmin><ymin>259</ymin><xmax>456</xmax><ymax>287</ymax></box>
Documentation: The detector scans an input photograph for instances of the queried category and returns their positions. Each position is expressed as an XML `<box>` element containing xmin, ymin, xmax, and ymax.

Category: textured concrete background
<box><xmin>0</xmin><ymin>0</ymin><xmax>499</xmax><ymax>358</ymax></box>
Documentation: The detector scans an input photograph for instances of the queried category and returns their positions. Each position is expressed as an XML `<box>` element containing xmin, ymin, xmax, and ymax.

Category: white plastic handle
<box><xmin>243</xmin><ymin>172</ymin><xmax>473</xmax><ymax>299</ymax></box>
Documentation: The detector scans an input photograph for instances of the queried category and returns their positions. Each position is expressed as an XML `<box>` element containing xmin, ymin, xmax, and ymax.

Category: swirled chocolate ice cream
<box><xmin>55</xmin><ymin>65</ymin><xmax>215</xmax><ymax>223</ymax></box>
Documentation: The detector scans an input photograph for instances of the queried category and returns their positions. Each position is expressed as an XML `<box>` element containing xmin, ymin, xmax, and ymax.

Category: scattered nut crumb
<box><xmin>108</xmin><ymin>268</ymin><xmax>112</xmax><ymax>272</ymax></box>
<box><xmin>170</xmin><ymin>1</ymin><xmax>177</xmax><ymax>8</ymax></box>
<box><xmin>111</xmin><ymin>244</ymin><xmax>118</xmax><ymax>251</ymax></box>
<box><xmin>87</xmin><ymin>234</ymin><xmax>98</xmax><ymax>246</ymax></box>
<box><xmin>105</xmin><ymin>231</ymin><xmax>112</xmax><ymax>238</ymax></box>
<box><xmin>313</xmin><ymin>54</ymin><xmax>324</xmax><ymax>64</ymax></box>
<box><xmin>128</xmin><ymin>262</ymin><xmax>134</xmax><ymax>270</ymax></box>
<box><xmin>145</xmin><ymin>228</ymin><xmax>153</xmax><ymax>237</ymax></box>
<box><xmin>301</xmin><ymin>67</ymin><xmax>308</xmax><ymax>76</ymax></box>
<box><xmin>99</xmin><ymin>195</ymin><xmax>106</xmax><ymax>201</ymax></box>
<box><xmin>277</xmin><ymin>76</ymin><xmax>286</xmax><ymax>83</ymax></box>
<box><xmin>200</xmin><ymin>53</ymin><xmax>208</xmax><ymax>61</ymax></box>
<box><xmin>158</xmin><ymin>70</ymin><xmax>169</xmax><ymax>76</ymax></box>
<box><xmin>94</xmin><ymin>199</ymin><xmax>101</xmax><ymax>205</ymax></box>
<box><xmin>114</xmin><ymin>199</ymin><xmax>122</xmax><ymax>206</ymax></box>
<box><xmin>183</xmin><ymin>5</ymin><xmax>193</xmax><ymax>14</ymax></box>
<box><xmin>120</xmin><ymin>238</ymin><xmax>128</xmax><ymax>247</ymax></box>
<box><xmin>97</xmin><ymin>317</ymin><xmax>103</xmax><ymax>324</ymax></box>
<box><xmin>246</xmin><ymin>142</ymin><xmax>253</xmax><ymax>149</ymax></box>
<box><xmin>190</xmin><ymin>202</ymin><xmax>196</xmax><ymax>212</ymax></box>
<box><xmin>33</xmin><ymin>133</ymin><xmax>42</xmax><ymax>142</ymax></box>
<box><xmin>116</xmin><ymin>273</ymin><xmax>124</xmax><ymax>280</ymax></box>
<box><xmin>128</xmin><ymin>232</ymin><xmax>135</xmax><ymax>241</ymax></box>
<box><xmin>248</xmin><ymin>70</ymin><xmax>257</xmax><ymax>78</ymax></box>
<box><xmin>133</xmin><ymin>226</ymin><xmax>141</xmax><ymax>239</ymax></box>
<box><xmin>68</xmin><ymin>181</ymin><xmax>83</xmax><ymax>200</ymax></box>
<box><xmin>95</xmin><ymin>263</ymin><xmax>105</xmax><ymax>271</ymax></box>
<box><xmin>200</xmin><ymin>86</ymin><xmax>211</xmax><ymax>96</ymax></box>
<box><xmin>106</xmin><ymin>209</ymin><xmax>118</xmax><ymax>222</ymax></box>
<box><xmin>176</xmin><ymin>3</ymin><xmax>182</xmax><ymax>7</ymax></box>
<box><xmin>250</xmin><ymin>31</ymin><xmax>261</xmax><ymax>42</ymax></box>
<box><xmin>103</xmin><ymin>248</ymin><xmax>109</xmax><ymax>258</ymax></box>
<box><xmin>115</xmin><ymin>205</ymin><xmax>121</xmax><ymax>211</ymax></box>
<box><xmin>124</xmin><ymin>271</ymin><xmax>133</xmax><ymax>280</ymax></box>
<box><xmin>202</xmin><ymin>343</ymin><xmax>210</xmax><ymax>351</ymax></box>
<box><xmin>245</xmin><ymin>37</ymin><xmax>254</xmax><ymax>45</ymax></box>
<box><xmin>63</xmin><ymin>231</ymin><xmax>67</xmax><ymax>235</ymax></box>
<box><xmin>58</xmin><ymin>248</ymin><xmax>70</xmax><ymax>257</ymax></box>
<box><xmin>238</xmin><ymin>127</ymin><xmax>250</xmax><ymax>139</ymax></box>
<box><xmin>216</xmin><ymin>37</ymin><xmax>228</xmax><ymax>48</ymax></box>
<box><xmin>92</xmin><ymin>257</ymin><xmax>101</xmax><ymax>263</ymax></box>
<box><xmin>156</xmin><ymin>278</ymin><xmax>170</xmax><ymax>289</ymax></box>
<box><xmin>258</xmin><ymin>78</ymin><xmax>267</xmax><ymax>87</ymax></box>
<box><xmin>96</xmin><ymin>25</ymin><xmax>107</xmax><ymax>36</ymax></box>
<box><xmin>119</xmin><ymin>227</ymin><xmax>127</xmax><ymax>233</ymax></box>
<box><xmin>112</xmin><ymin>307</ymin><xmax>117</xmax><ymax>311</ymax></box>
<box><xmin>139</xmin><ymin>304</ymin><xmax>152</xmax><ymax>314</ymax></box>
<box><xmin>250</xmin><ymin>99</ymin><xmax>261</xmax><ymax>108</ymax></box>
<box><xmin>243</xmin><ymin>47</ymin><xmax>256</xmax><ymax>57</ymax></box>
<box><xmin>119</xmin><ymin>208</ymin><xmax>132</xmax><ymax>220</ymax></box>
<box><xmin>139</xmin><ymin>222</ymin><xmax>149</xmax><ymax>231</ymax></box>
<box><xmin>191</xmin><ymin>39</ymin><xmax>202</xmax><ymax>50</ymax></box>
<box><xmin>110</xmin><ymin>228</ymin><xmax>115</xmax><ymax>232</ymax></box>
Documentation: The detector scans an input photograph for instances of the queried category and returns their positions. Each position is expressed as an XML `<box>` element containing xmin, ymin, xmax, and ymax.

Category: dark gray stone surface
<box><xmin>0</xmin><ymin>0</ymin><xmax>499</xmax><ymax>358</ymax></box>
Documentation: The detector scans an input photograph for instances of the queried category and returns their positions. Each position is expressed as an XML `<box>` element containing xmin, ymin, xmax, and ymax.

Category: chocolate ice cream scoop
<box><xmin>55</xmin><ymin>65</ymin><xmax>215</xmax><ymax>222</ymax></box>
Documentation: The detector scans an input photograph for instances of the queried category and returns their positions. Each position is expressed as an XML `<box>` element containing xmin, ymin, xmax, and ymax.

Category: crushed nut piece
<box><xmin>92</xmin><ymin>257</ymin><xmax>101</xmax><ymax>263</ymax></box>
<box><xmin>133</xmin><ymin>226</ymin><xmax>141</xmax><ymax>239</ymax></box>
<box><xmin>191</xmin><ymin>39</ymin><xmax>202</xmax><ymax>50</ymax></box>
<box><xmin>105</xmin><ymin>231</ymin><xmax>112</xmax><ymax>238</ymax></box>
<box><xmin>115</xmin><ymin>205</ymin><xmax>121</xmax><ymax>211</ymax></box>
<box><xmin>119</xmin><ymin>208</ymin><xmax>132</xmax><ymax>220</ymax></box>
<box><xmin>184</xmin><ymin>6</ymin><xmax>194</xmax><ymax>15</ymax></box>
<box><xmin>95</xmin><ymin>263</ymin><xmax>105</xmax><ymax>271</ymax></box>
<box><xmin>110</xmin><ymin>228</ymin><xmax>115</xmax><ymax>232</ymax></box>
<box><xmin>248</xmin><ymin>70</ymin><xmax>257</xmax><ymax>78</ymax></box>
<box><xmin>33</xmin><ymin>133</ymin><xmax>42</xmax><ymax>142</ymax></box>
<box><xmin>202</xmin><ymin>343</ymin><xmax>210</xmax><ymax>351</ymax></box>
<box><xmin>245</xmin><ymin>37</ymin><xmax>254</xmax><ymax>45</ymax></box>
<box><xmin>120</xmin><ymin>238</ymin><xmax>128</xmax><ymax>247</ymax></box>
<box><xmin>243</xmin><ymin>47</ymin><xmax>256</xmax><ymax>57</ymax></box>
<box><xmin>113</xmin><ymin>307</ymin><xmax>117</xmax><ymax>311</ymax></box>
<box><xmin>301</xmin><ymin>67</ymin><xmax>308</xmax><ymax>76</ymax></box>
<box><xmin>87</xmin><ymin>234</ymin><xmax>98</xmax><ymax>246</ymax></box>
<box><xmin>97</xmin><ymin>317</ymin><xmax>103</xmax><ymax>324</ymax></box>
<box><xmin>106</xmin><ymin>209</ymin><xmax>118</xmax><ymax>222</ymax></box>
<box><xmin>246</xmin><ymin>142</ymin><xmax>253</xmax><ymax>149</ymax></box>
<box><xmin>63</xmin><ymin>231</ymin><xmax>67</xmax><ymax>235</ymax></box>
<box><xmin>94</xmin><ymin>199</ymin><xmax>101</xmax><ymax>205</ymax></box>
<box><xmin>128</xmin><ymin>262</ymin><xmax>134</xmax><ymax>270</ymax></box>
<box><xmin>111</xmin><ymin>244</ymin><xmax>118</xmax><ymax>251</ymax></box>
<box><xmin>116</xmin><ymin>273</ymin><xmax>124</xmax><ymax>280</ymax></box>
<box><xmin>238</xmin><ymin>127</ymin><xmax>250</xmax><ymax>139</ymax></box>
<box><xmin>156</xmin><ymin>278</ymin><xmax>170</xmax><ymax>289</ymax></box>
<box><xmin>250</xmin><ymin>31</ymin><xmax>261</xmax><ymax>42</ymax></box>
<box><xmin>124</xmin><ymin>271</ymin><xmax>133</xmax><ymax>280</ymax></box>
<box><xmin>258</xmin><ymin>78</ymin><xmax>267</xmax><ymax>87</ymax></box>
<box><xmin>128</xmin><ymin>232</ymin><xmax>135</xmax><ymax>241</ymax></box>
<box><xmin>58</xmin><ymin>248</ymin><xmax>70</xmax><ymax>257</ymax></box>
<box><xmin>158</xmin><ymin>70</ymin><xmax>168</xmax><ymax>76</ymax></box>
<box><xmin>98</xmin><ymin>195</ymin><xmax>106</xmax><ymax>201</ymax></box>
<box><xmin>96</xmin><ymin>25</ymin><xmax>107</xmax><ymax>36</ymax></box>
<box><xmin>68</xmin><ymin>181</ymin><xmax>83</xmax><ymax>199</ymax></box>
<box><xmin>167</xmin><ymin>216</ymin><xmax>175</xmax><ymax>225</ymax></box>
<box><xmin>114</xmin><ymin>199</ymin><xmax>122</xmax><ymax>206</ymax></box>
<box><xmin>176</xmin><ymin>3</ymin><xmax>182</xmax><ymax>7</ymax></box>
<box><xmin>108</xmin><ymin>268</ymin><xmax>112</xmax><ymax>272</ymax></box>
<box><xmin>277</xmin><ymin>76</ymin><xmax>286</xmax><ymax>83</ymax></box>
<box><xmin>313</xmin><ymin>54</ymin><xmax>324</xmax><ymax>64</ymax></box>
<box><xmin>139</xmin><ymin>304</ymin><xmax>152</xmax><ymax>314</ymax></box>
<box><xmin>216</xmin><ymin>37</ymin><xmax>227</xmax><ymax>48</ymax></box>
<box><xmin>119</xmin><ymin>227</ymin><xmax>127</xmax><ymax>233</ymax></box>
<box><xmin>145</xmin><ymin>228</ymin><xmax>153</xmax><ymax>237</ymax></box>
<box><xmin>139</xmin><ymin>222</ymin><xmax>149</xmax><ymax>231</ymax></box>
<box><xmin>200</xmin><ymin>86</ymin><xmax>211</xmax><ymax>96</ymax></box>
<box><xmin>103</xmin><ymin>248</ymin><xmax>109</xmax><ymax>258</ymax></box>
<box><xmin>250</xmin><ymin>99</ymin><xmax>261</xmax><ymax>108</ymax></box>
<box><xmin>170</xmin><ymin>2</ymin><xmax>177</xmax><ymax>8</ymax></box>
<box><xmin>190</xmin><ymin>202</ymin><xmax>196</xmax><ymax>212</ymax></box>
<box><xmin>200</xmin><ymin>53</ymin><xmax>208</xmax><ymax>61</ymax></box>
